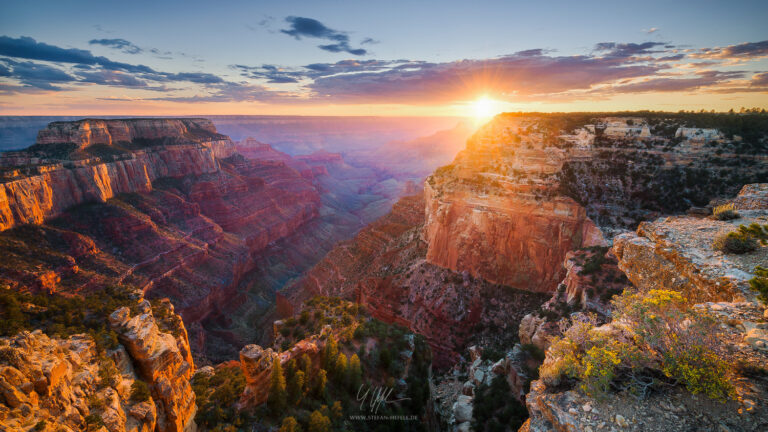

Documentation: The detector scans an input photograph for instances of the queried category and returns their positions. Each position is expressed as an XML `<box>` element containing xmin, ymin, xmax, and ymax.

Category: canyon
<box><xmin>2</xmin><ymin>113</ymin><xmax>767</xmax><ymax>432</ymax></box>
<box><xmin>0</xmin><ymin>118</ymin><xmax>461</xmax><ymax>365</ymax></box>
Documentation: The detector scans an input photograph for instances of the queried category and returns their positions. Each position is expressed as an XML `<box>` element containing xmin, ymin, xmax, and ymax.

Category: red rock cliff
<box><xmin>0</xmin><ymin>118</ymin><xmax>237</xmax><ymax>232</ymax></box>
<box><xmin>424</xmin><ymin>117</ymin><xmax>604</xmax><ymax>293</ymax></box>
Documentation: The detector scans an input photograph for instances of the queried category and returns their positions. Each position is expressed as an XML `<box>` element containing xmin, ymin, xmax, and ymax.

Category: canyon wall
<box><xmin>36</xmin><ymin>118</ymin><xmax>223</xmax><ymax>148</ymax></box>
<box><xmin>0</xmin><ymin>119</ymin><xmax>237</xmax><ymax>232</ymax></box>
<box><xmin>286</xmin><ymin>194</ymin><xmax>548</xmax><ymax>368</ymax></box>
<box><xmin>0</xmin><ymin>298</ymin><xmax>196</xmax><ymax>432</ymax></box>
<box><xmin>423</xmin><ymin>118</ymin><xmax>605</xmax><ymax>294</ymax></box>
<box><xmin>0</xmin><ymin>120</ymin><xmax>323</xmax><ymax>363</ymax></box>
<box><xmin>423</xmin><ymin>114</ymin><xmax>767</xmax><ymax>295</ymax></box>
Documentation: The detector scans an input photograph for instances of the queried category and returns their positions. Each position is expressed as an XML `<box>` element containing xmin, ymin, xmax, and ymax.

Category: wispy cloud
<box><xmin>693</xmin><ymin>40</ymin><xmax>768</xmax><ymax>60</ymax></box>
<box><xmin>280</xmin><ymin>16</ymin><xmax>369</xmax><ymax>56</ymax></box>
<box><xmin>89</xmin><ymin>38</ymin><xmax>143</xmax><ymax>54</ymax></box>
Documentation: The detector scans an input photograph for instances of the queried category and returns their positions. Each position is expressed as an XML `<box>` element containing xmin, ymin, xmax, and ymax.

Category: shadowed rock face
<box><xmin>286</xmin><ymin>194</ymin><xmax>548</xmax><ymax>368</ymax></box>
<box><xmin>0</xmin><ymin>120</ymin><xmax>325</xmax><ymax>364</ymax></box>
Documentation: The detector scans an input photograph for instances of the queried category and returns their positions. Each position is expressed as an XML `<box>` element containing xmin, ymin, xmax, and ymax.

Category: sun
<box><xmin>471</xmin><ymin>97</ymin><xmax>499</xmax><ymax>121</ymax></box>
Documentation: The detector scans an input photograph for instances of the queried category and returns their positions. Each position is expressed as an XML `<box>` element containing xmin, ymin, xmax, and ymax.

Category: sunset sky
<box><xmin>1</xmin><ymin>0</ymin><xmax>767</xmax><ymax>116</ymax></box>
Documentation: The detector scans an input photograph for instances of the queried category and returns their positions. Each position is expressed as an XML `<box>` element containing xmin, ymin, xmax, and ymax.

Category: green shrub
<box><xmin>472</xmin><ymin>375</ymin><xmax>528</xmax><ymax>431</ymax></box>
<box><xmin>542</xmin><ymin>289</ymin><xmax>736</xmax><ymax>401</ymax></box>
<box><xmin>661</xmin><ymin>345</ymin><xmax>734</xmax><ymax>401</ymax></box>
<box><xmin>98</xmin><ymin>356</ymin><xmax>120</xmax><ymax>388</ymax></box>
<box><xmin>713</xmin><ymin>231</ymin><xmax>758</xmax><ymax>254</ymax></box>
<box><xmin>84</xmin><ymin>414</ymin><xmax>104</xmax><ymax>430</ymax></box>
<box><xmin>130</xmin><ymin>380</ymin><xmax>151</xmax><ymax>402</ymax></box>
<box><xmin>749</xmin><ymin>266</ymin><xmax>768</xmax><ymax>305</ymax></box>
<box><xmin>522</xmin><ymin>343</ymin><xmax>545</xmax><ymax>362</ymax></box>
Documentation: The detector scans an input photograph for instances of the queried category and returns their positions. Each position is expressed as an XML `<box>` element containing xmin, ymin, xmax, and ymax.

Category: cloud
<box><xmin>232</xmin><ymin>59</ymin><xmax>428</xmax><ymax>84</ymax></box>
<box><xmin>161</xmin><ymin>72</ymin><xmax>223</xmax><ymax>84</ymax></box>
<box><xmin>89</xmin><ymin>38</ymin><xmax>142</xmax><ymax>54</ymax></box>
<box><xmin>0</xmin><ymin>35</ymin><xmax>155</xmax><ymax>73</ymax></box>
<box><xmin>751</xmin><ymin>72</ymin><xmax>768</xmax><ymax>87</ymax></box>
<box><xmin>0</xmin><ymin>36</ymin><xmax>227</xmax><ymax>90</ymax></box>
<box><xmin>644</xmin><ymin>27</ymin><xmax>659</xmax><ymax>34</ymax></box>
<box><xmin>0</xmin><ymin>58</ymin><xmax>77</xmax><ymax>90</ymax></box>
<box><xmin>307</xmin><ymin>51</ymin><xmax>663</xmax><ymax>104</ymax></box>
<box><xmin>597</xmin><ymin>70</ymin><xmax>746</xmax><ymax>94</ymax></box>
<box><xmin>695</xmin><ymin>40</ymin><xmax>768</xmax><ymax>60</ymax></box>
<box><xmin>232</xmin><ymin>64</ymin><xmax>304</xmax><ymax>83</ymax></box>
<box><xmin>280</xmin><ymin>16</ymin><xmax>369</xmax><ymax>56</ymax></box>
<box><xmin>594</xmin><ymin>41</ymin><xmax>668</xmax><ymax>58</ymax></box>
<box><xmin>149</xmin><ymin>82</ymin><xmax>299</xmax><ymax>103</ymax></box>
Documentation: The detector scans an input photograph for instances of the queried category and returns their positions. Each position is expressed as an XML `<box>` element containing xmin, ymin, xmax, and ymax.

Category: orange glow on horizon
<box><xmin>471</xmin><ymin>97</ymin><xmax>502</xmax><ymax>122</ymax></box>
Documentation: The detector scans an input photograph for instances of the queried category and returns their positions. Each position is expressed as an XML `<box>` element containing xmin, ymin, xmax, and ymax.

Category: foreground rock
<box><xmin>110</xmin><ymin>300</ymin><xmax>196</xmax><ymax>432</ymax></box>
<box><xmin>0</xmin><ymin>298</ymin><xmax>195</xmax><ymax>432</ymax></box>
<box><xmin>522</xmin><ymin>184</ymin><xmax>768</xmax><ymax>432</ymax></box>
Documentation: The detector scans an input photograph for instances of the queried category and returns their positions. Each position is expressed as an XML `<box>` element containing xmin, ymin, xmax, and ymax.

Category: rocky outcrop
<box><xmin>239</xmin><ymin>339</ymin><xmax>320</xmax><ymax>407</ymax></box>
<box><xmin>0</xmin><ymin>118</ymin><xmax>238</xmax><ymax>232</ymax></box>
<box><xmin>522</xmin><ymin>184</ymin><xmax>768</xmax><ymax>432</ymax></box>
<box><xmin>612</xmin><ymin>185</ymin><xmax>768</xmax><ymax>304</ymax></box>
<box><xmin>0</xmin><ymin>298</ymin><xmax>194</xmax><ymax>432</ymax></box>
<box><xmin>424</xmin><ymin>114</ymin><xmax>767</xmax><ymax>294</ymax></box>
<box><xmin>36</xmin><ymin>118</ymin><xmax>224</xmax><ymax>149</ymax></box>
<box><xmin>519</xmin><ymin>248</ymin><xmax>629</xmax><ymax>352</ymax></box>
<box><xmin>110</xmin><ymin>300</ymin><xmax>196</xmax><ymax>432</ymax></box>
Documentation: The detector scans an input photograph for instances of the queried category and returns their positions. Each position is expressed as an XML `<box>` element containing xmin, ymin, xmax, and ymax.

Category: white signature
<box><xmin>356</xmin><ymin>384</ymin><xmax>411</xmax><ymax>414</ymax></box>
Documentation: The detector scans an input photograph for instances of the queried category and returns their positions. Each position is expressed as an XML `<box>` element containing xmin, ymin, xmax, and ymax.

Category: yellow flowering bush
<box><xmin>540</xmin><ymin>289</ymin><xmax>735</xmax><ymax>401</ymax></box>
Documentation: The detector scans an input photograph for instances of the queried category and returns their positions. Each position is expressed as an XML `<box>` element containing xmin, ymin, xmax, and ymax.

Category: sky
<box><xmin>0</xmin><ymin>0</ymin><xmax>767</xmax><ymax>116</ymax></box>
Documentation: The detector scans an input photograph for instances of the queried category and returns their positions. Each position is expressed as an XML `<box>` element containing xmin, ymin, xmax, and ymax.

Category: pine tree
<box><xmin>279</xmin><ymin>416</ymin><xmax>302</xmax><ymax>432</ymax></box>
<box><xmin>331</xmin><ymin>401</ymin><xmax>343</xmax><ymax>420</ymax></box>
<box><xmin>314</xmin><ymin>369</ymin><xmax>327</xmax><ymax>398</ymax></box>
<box><xmin>298</xmin><ymin>354</ymin><xmax>312</xmax><ymax>377</ymax></box>
<box><xmin>285</xmin><ymin>358</ymin><xmax>296</xmax><ymax>379</ymax></box>
<box><xmin>288</xmin><ymin>370</ymin><xmax>305</xmax><ymax>406</ymax></box>
<box><xmin>267</xmin><ymin>358</ymin><xmax>287</xmax><ymax>413</ymax></box>
<box><xmin>323</xmin><ymin>335</ymin><xmax>338</xmax><ymax>370</ymax></box>
<box><xmin>308</xmin><ymin>410</ymin><xmax>331</xmax><ymax>432</ymax></box>
<box><xmin>348</xmin><ymin>354</ymin><xmax>363</xmax><ymax>391</ymax></box>
<box><xmin>335</xmin><ymin>353</ymin><xmax>348</xmax><ymax>384</ymax></box>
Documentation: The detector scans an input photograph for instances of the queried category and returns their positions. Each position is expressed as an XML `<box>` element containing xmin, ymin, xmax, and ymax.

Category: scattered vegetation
<box><xmin>540</xmin><ymin>289</ymin><xmax>735</xmax><ymax>402</ymax></box>
<box><xmin>472</xmin><ymin>375</ymin><xmax>528</xmax><ymax>432</ymax></box>
<box><xmin>749</xmin><ymin>266</ymin><xmax>768</xmax><ymax>306</ymax></box>
<box><xmin>713</xmin><ymin>223</ymin><xmax>768</xmax><ymax>254</ymax></box>
<box><xmin>712</xmin><ymin>203</ymin><xmax>740</xmax><ymax>221</ymax></box>
<box><xmin>0</xmin><ymin>284</ymin><xmax>139</xmax><ymax>351</ymax></box>
<box><xmin>130</xmin><ymin>380</ymin><xmax>152</xmax><ymax>402</ymax></box>
<box><xmin>192</xmin><ymin>365</ymin><xmax>249</xmax><ymax>430</ymax></box>
<box><xmin>577</xmin><ymin>246</ymin><xmax>610</xmax><ymax>276</ymax></box>
<box><xmin>193</xmin><ymin>296</ymin><xmax>431</xmax><ymax>432</ymax></box>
